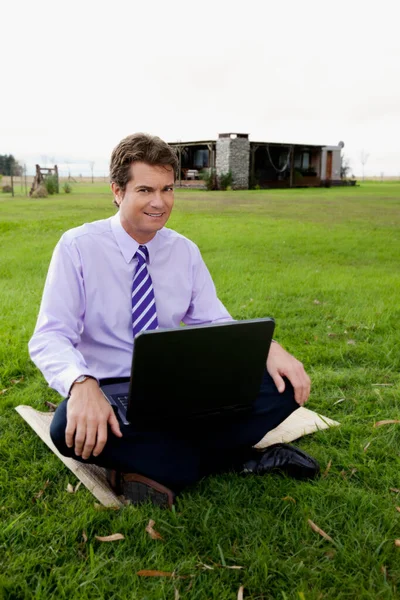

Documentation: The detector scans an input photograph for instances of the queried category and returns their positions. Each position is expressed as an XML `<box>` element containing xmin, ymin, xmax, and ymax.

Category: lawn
<box><xmin>1</xmin><ymin>182</ymin><xmax>400</xmax><ymax>599</ymax></box>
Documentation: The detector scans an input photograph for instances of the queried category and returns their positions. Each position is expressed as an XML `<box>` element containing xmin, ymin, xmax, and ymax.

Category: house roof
<box><xmin>168</xmin><ymin>138</ymin><xmax>331</xmax><ymax>149</ymax></box>
<box><xmin>168</xmin><ymin>140</ymin><xmax>216</xmax><ymax>147</ymax></box>
<box><xmin>250</xmin><ymin>140</ymin><xmax>324</xmax><ymax>149</ymax></box>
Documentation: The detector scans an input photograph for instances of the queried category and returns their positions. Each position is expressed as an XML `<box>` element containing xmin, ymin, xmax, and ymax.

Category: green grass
<box><xmin>1</xmin><ymin>183</ymin><xmax>400</xmax><ymax>599</ymax></box>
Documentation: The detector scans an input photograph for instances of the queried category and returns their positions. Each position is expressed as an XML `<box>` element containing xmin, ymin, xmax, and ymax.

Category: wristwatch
<box><xmin>68</xmin><ymin>374</ymin><xmax>95</xmax><ymax>397</ymax></box>
<box><xmin>74</xmin><ymin>375</ymin><xmax>92</xmax><ymax>384</ymax></box>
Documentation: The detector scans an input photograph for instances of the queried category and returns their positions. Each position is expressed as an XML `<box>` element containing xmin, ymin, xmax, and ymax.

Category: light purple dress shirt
<box><xmin>28</xmin><ymin>212</ymin><xmax>233</xmax><ymax>398</ymax></box>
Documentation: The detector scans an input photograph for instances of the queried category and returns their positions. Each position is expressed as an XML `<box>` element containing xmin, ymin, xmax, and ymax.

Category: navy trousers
<box><xmin>50</xmin><ymin>370</ymin><xmax>299</xmax><ymax>491</ymax></box>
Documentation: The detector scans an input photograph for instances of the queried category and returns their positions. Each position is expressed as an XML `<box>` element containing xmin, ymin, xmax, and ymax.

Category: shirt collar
<box><xmin>110</xmin><ymin>211</ymin><xmax>161</xmax><ymax>264</ymax></box>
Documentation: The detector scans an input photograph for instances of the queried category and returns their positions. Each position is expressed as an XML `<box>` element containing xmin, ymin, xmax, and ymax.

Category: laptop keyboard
<box><xmin>112</xmin><ymin>394</ymin><xmax>129</xmax><ymax>410</ymax></box>
<box><xmin>110</xmin><ymin>395</ymin><xmax>249</xmax><ymax>421</ymax></box>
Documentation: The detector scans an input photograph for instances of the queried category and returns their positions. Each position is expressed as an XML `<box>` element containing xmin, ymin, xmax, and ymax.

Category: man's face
<box><xmin>112</xmin><ymin>162</ymin><xmax>175</xmax><ymax>243</ymax></box>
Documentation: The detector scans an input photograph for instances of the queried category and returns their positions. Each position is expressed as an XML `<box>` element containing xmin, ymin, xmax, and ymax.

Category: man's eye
<box><xmin>165</xmin><ymin>187</ymin><xmax>174</xmax><ymax>192</ymax></box>
<box><xmin>139</xmin><ymin>188</ymin><xmax>149</xmax><ymax>192</ymax></box>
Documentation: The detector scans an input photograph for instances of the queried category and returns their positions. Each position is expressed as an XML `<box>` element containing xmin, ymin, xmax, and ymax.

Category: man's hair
<box><xmin>109</xmin><ymin>132</ymin><xmax>178</xmax><ymax>192</ymax></box>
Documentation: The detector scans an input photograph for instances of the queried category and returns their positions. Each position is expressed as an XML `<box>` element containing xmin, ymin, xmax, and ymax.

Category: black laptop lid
<box><xmin>126</xmin><ymin>317</ymin><xmax>275</xmax><ymax>425</ymax></box>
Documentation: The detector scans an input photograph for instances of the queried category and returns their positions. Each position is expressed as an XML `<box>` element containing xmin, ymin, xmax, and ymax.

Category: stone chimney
<box><xmin>216</xmin><ymin>133</ymin><xmax>250</xmax><ymax>189</ymax></box>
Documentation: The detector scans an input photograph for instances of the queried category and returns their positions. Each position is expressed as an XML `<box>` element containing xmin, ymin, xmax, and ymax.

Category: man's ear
<box><xmin>111</xmin><ymin>182</ymin><xmax>123</xmax><ymax>206</ymax></box>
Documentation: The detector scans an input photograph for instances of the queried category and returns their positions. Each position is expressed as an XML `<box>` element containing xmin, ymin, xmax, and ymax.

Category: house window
<box><xmin>194</xmin><ymin>149</ymin><xmax>208</xmax><ymax>168</ymax></box>
<box><xmin>294</xmin><ymin>152</ymin><xmax>311</xmax><ymax>170</ymax></box>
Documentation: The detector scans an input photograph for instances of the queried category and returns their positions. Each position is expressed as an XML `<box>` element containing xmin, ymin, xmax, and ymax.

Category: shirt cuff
<box><xmin>52</xmin><ymin>366</ymin><xmax>99</xmax><ymax>399</ymax></box>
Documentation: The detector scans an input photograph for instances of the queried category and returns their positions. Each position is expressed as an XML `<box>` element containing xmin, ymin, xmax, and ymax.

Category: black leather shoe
<box><xmin>241</xmin><ymin>443</ymin><xmax>320</xmax><ymax>480</ymax></box>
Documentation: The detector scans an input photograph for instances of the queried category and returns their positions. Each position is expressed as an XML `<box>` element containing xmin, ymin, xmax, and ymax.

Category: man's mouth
<box><xmin>144</xmin><ymin>212</ymin><xmax>163</xmax><ymax>218</ymax></box>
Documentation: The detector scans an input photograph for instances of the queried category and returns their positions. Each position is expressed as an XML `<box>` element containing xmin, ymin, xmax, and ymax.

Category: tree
<box><xmin>360</xmin><ymin>150</ymin><xmax>370</xmax><ymax>182</ymax></box>
<box><xmin>0</xmin><ymin>154</ymin><xmax>22</xmax><ymax>176</ymax></box>
<box><xmin>341</xmin><ymin>154</ymin><xmax>352</xmax><ymax>179</ymax></box>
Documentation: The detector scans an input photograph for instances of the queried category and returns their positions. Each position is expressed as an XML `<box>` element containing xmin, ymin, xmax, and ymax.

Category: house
<box><xmin>169</xmin><ymin>133</ymin><xmax>345</xmax><ymax>189</ymax></box>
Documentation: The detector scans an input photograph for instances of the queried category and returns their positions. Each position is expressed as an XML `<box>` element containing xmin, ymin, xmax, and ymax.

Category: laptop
<box><xmin>101</xmin><ymin>317</ymin><xmax>275</xmax><ymax>427</ymax></box>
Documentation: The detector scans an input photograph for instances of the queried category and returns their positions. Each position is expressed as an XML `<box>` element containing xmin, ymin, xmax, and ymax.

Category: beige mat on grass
<box><xmin>15</xmin><ymin>404</ymin><xmax>339</xmax><ymax>507</ymax></box>
<box><xmin>15</xmin><ymin>405</ymin><xmax>124</xmax><ymax>508</ymax></box>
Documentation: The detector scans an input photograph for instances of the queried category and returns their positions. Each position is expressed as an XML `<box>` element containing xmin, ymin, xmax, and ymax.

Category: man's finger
<box><xmin>74</xmin><ymin>420</ymin><xmax>87</xmax><ymax>456</ymax></box>
<box><xmin>65</xmin><ymin>416</ymin><xmax>77</xmax><ymax>448</ymax></box>
<box><xmin>272</xmin><ymin>372</ymin><xmax>286</xmax><ymax>394</ymax></box>
<box><xmin>108</xmin><ymin>410</ymin><xmax>123</xmax><ymax>438</ymax></box>
<box><xmin>93</xmin><ymin>421</ymin><xmax>108</xmax><ymax>457</ymax></box>
<box><xmin>298</xmin><ymin>387</ymin><xmax>306</xmax><ymax>406</ymax></box>
<box><xmin>297</xmin><ymin>370</ymin><xmax>311</xmax><ymax>405</ymax></box>
<box><xmin>81</xmin><ymin>422</ymin><xmax>97</xmax><ymax>460</ymax></box>
<box><xmin>291</xmin><ymin>364</ymin><xmax>310</xmax><ymax>405</ymax></box>
<box><xmin>293</xmin><ymin>376</ymin><xmax>304</xmax><ymax>405</ymax></box>
<box><xmin>288</xmin><ymin>372</ymin><xmax>304</xmax><ymax>405</ymax></box>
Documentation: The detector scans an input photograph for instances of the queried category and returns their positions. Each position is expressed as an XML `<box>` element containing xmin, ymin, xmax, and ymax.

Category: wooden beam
<box><xmin>289</xmin><ymin>145</ymin><xmax>295</xmax><ymax>188</ymax></box>
<box><xmin>177</xmin><ymin>145</ymin><xmax>182</xmax><ymax>186</ymax></box>
<box><xmin>250</xmin><ymin>144</ymin><xmax>259</xmax><ymax>186</ymax></box>
<box><xmin>207</xmin><ymin>143</ymin><xmax>215</xmax><ymax>169</ymax></box>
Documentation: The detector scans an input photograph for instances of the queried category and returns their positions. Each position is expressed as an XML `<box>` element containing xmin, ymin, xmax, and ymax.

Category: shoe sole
<box><xmin>120</xmin><ymin>473</ymin><xmax>175</xmax><ymax>509</ymax></box>
<box><xmin>122</xmin><ymin>480</ymin><xmax>172</xmax><ymax>508</ymax></box>
<box><xmin>267</xmin><ymin>463</ymin><xmax>319</xmax><ymax>479</ymax></box>
<box><xmin>242</xmin><ymin>444</ymin><xmax>320</xmax><ymax>480</ymax></box>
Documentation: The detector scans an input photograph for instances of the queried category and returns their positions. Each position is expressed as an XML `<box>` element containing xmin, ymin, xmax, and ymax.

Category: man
<box><xmin>29</xmin><ymin>133</ymin><xmax>319</xmax><ymax>509</ymax></box>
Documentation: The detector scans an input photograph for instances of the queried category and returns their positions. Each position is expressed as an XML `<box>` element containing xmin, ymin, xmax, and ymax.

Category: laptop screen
<box><xmin>126</xmin><ymin>318</ymin><xmax>275</xmax><ymax>426</ymax></box>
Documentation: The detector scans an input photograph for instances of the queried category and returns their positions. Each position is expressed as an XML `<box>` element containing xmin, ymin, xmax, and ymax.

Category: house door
<box><xmin>326</xmin><ymin>151</ymin><xmax>333</xmax><ymax>180</ymax></box>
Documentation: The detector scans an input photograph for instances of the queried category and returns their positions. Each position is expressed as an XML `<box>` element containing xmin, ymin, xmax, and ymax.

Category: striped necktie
<box><xmin>131</xmin><ymin>245</ymin><xmax>158</xmax><ymax>339</ymax></box>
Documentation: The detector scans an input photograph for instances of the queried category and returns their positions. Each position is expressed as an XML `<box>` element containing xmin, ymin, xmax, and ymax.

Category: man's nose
<box><xmin>150</xmin><ymin>191</ymin><xmax>163</xmax><ymax>206</ymax></box>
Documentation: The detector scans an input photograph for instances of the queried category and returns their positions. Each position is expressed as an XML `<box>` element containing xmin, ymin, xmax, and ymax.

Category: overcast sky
<box><xmin>2</xmin><ymin>0</ymin><xmax>399</xmax><ymax>176</ymax></box>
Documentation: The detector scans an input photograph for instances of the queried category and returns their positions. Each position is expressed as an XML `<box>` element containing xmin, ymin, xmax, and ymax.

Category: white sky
<box><xmin>2</xmin><ymin>0</ymin><xmax>399</xmax><ymax>176</ymax></box>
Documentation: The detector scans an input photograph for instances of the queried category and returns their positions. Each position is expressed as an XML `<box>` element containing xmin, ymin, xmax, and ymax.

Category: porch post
<box><xmin>177</xmin><ymin>145</ymin><xmax>182</xmax><ymax>187</ymax></box>
<box><xmin>289</xmin><ymin>145</ymin><xmax>295</xmax><ymax>188</ymax></box>
<box><xmin>250</xmin><ymin>144</ymin><xmax>259</xmax><ymax>187</ymax></box>
<box><xmin>207</xmin><ymin>143</ymin><xmax>214</xmax><ymax>170</ymax></box>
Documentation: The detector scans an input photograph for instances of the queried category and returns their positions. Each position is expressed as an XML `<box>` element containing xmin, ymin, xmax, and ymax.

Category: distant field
<box><xmin>1</xmin><ymin>174</ymin><xmax>400</xmax><ymax>191</ymax></box>
<box><xmin>1</xmin><ymin>183</ymin><xmax>400</xmax><ymax>599</ymax></box>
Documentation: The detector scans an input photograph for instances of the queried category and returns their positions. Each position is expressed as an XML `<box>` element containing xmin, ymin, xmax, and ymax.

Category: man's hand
<box><xmin>267</xmin><ymin>342</ymin><xmax>311</xmax><ymax>406</ymax></box>
<box><xmin>66</xmin><ymin>378</ymin><xmax>123</xmax><ymax>460</ymax></box>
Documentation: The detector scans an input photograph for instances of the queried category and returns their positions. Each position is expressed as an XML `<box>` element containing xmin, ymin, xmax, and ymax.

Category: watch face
<box><xmin>75</xmin><ymin>375</ymin><xmax>87</xmax><ymax>383</ymax></box>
